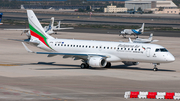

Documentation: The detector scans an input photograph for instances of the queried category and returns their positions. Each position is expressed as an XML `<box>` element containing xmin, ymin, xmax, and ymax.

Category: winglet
<box><xmin>22</xmin><ymin>42</ymin><xmax>35</xmax><ymax>53</ymax></box>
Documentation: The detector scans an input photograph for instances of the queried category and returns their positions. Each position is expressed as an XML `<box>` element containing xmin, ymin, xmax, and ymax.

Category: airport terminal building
<box><xmin>125</xmin><ymin>0</ymin><xmax>179</xmax><ymax>14</ymax></box>
<box><xmin>125</xmin><ymin>0</ymin><xmax>177</xmax><ymax>10</ymax></box>
<box><xmin>104</xmin><ymin>4</ymin><xmax>127</xmax><ymax>13</ymax></box>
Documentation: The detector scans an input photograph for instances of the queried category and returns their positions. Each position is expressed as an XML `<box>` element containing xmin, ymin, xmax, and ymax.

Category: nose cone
<box><xmin>167</xmin><ymin>53</ymin><xmax>175</xmax><ymax>62</ymax></box>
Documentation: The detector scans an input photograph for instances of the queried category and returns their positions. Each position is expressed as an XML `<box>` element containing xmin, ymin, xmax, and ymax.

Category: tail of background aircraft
<box><xmin>0</xmin><ymin>13</ymin><xmax>3</xmax><ymax>24</ymax></box>
<box><xmin>45</xmin><ymin>17</ymin><xmax>54</xmax><ymax>33</ymax></box>
<box><xmin>57</xmin><ymin>21</ymin><xmax>61</xmax><ymax>28</ymax></box>
<box><xmin>148</xmin><ymin>33</ymin><xmax>153</xmax><ymax>40</ymax></box>
<box><xmin>140</xmin><ymin>23</ymin><xmax>144</xmax><ymax>33</ymax></box>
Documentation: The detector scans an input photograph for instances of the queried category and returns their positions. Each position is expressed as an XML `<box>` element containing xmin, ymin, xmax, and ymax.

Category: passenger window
<box><xmin>117</xmin><ymin>48</ymin><xmax>119</xmax><ymax>50</ymax></box>
<box><xmin>61</xmin><ymin>44</ymin><xmax>63</xmax><ymax>46</ymax></box>
<box><xmin>104</xmin><ymin>47</ymin><xmax>106</xmax><ymax>49</ymax></box>
<box><xmin>92</xmin><ymin>46</ymin><xmax>94</xmax><ymax>48</ymax></box>
<box><xmin>121</xmin><ymin>48</ymin><xmax>123</xmax><ymax>50</ymax></box>
<box><xmin>58</xmin><ymin>44</ymin><xmax>60</xmax><ymax>46</ymax></box>
<box><xmin>131</xmin><ymin>48</ymin><xmax>133</xmax><ymax>51</ymax></box>
<box><xmin>55</xmin><ymin>44</ymin><xmax>56</xmax><ymax>46</ymax></box>
<box><xmin>114</xmin><ymin>47</ymin><xmax>116</xmax><ymax>49</ymax></box>
<box><xmin>64</xmin><ymin>44</ymin><xmax>66</xmax><ymax>46</ymax></box>
<box><xmin>67</xmin><ymin>44</ymin><xmax>69</xmax><ymax>47</ymax></box>
<box><xmin>82</xmin><ymin>45</ymin><xmax>84</xmax><ymax>48</ymax></box>
<box><xmin>73</xmin><ymin>45</ymin><xmax>75</xmax><ymax>47</ymax></box>
<box><xmin>100</xmin><ymin>46</ymin><xmax>102</xmax><ymax>49</ymax></box>
<box><xmin>79</xmin><ymin>45</ymin><xmax>81</xmax><ymax>47</ymax></box>
<box><xmin>89</xmin><ymin>46</ymin><xmax>91</xmax><ymax>48</ymax></box>
<box><xmin>96</xmin><ymin>46</ymin><xmax>98</xmax><ymax>48</ymax></box>
<box><xmin>86</xmin><ymin>46</ymin><xmax>88</xmax><ymax>48</ymax></box>
<box><xmin>139</xmin><ymin>49</ymin><xmax>140</xmax><ymax>51</ymax></box>
<box><xmin>128</xmin><ymin>48</ymin><xmax>130</xmax><ymax>50</ymax></box>
<box><xmin>111</xmin><ymin>47</ymin><xmax>112</xmax><ymax>49</ymax></box>
<box><xmin>135</xmin><ymin>49</ymin><xmax>137</xmax><ymax>51</ymax></box>
<box><xmin>107</xmin><ymin>47</ymin><xmax>109</xmax><ymax>49</ymax></box>
<box><xmin>76</xmin><ymin>45</ymin><xmax>78</xmax><ymax>47</ymax></box>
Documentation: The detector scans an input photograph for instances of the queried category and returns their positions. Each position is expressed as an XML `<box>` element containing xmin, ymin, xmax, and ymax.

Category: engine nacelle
<box><xmin>122</xmin><ymin>61</ymin><xmax>139</xmax><ymax>65</ymax></box>
<box><xmin>88</xmin><ymin>57</ymin><xmax>107</xmax><ymax>68</ymax></box>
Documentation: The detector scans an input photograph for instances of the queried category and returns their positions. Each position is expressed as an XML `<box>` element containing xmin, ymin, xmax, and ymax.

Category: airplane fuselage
<box><xmin>121</xmin><ymin>29</ymin><xmax>142</xmax><ymax>35</ymax></box>
<box><xmin>34</xmin><ymin>38</ymin><xmax>175</xmax><ymax>64</ymax></box>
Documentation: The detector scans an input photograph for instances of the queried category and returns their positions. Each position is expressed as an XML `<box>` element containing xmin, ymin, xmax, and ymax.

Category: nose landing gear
<box><xmin>153</xmin><ymin>63</ymin><xmax>160</xmax><ymax>71</ymax></box>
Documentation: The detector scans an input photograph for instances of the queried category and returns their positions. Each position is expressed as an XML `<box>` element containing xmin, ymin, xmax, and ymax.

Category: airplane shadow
<box><xmin>16</xmin><ymin>62</ymin><xmax>176</xmax><ymax>72</ymax></box>
<box><xmin>108</xmin><ymin>65</ymin><xmax>176</xmax><ymax>72</ymax></box>
<box><xmin>18</xmin><ymin>62</ymin><xmax>81</xmax><ymax>70</ymax></box>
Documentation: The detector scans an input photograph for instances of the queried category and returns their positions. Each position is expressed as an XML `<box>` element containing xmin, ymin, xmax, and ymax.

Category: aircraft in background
<box><xmin>19</xmin><ymin>10</ymin><xmax>175</xmax><ymax>71</ymax></box>
<box><xmin>43</xmin><ymin>17</ymin><xmax>74</xmax><ymax>35</ymax></box>
<box><xmin>127</xmin><ymin>7</ymin><xmax>143</xmax><ymax>14</ymax></box>
<box><xmin>132</xmin><ymin>33</ymin><xmax>159</xmax><ymax>43</ymax></box>
<box><xmin>120</xmin><ymin>23</ymin><xmax>144</xmax><ymax>38</ymax></box>
<box><xmin>5</xmin><ymin>17</ymin><xmax>74</xmax><ymax>39</ymax></box>
<box><xmin>0</xmin><ymin>13</ymin><xmax>3</xmax><ymax>25</ymax></box>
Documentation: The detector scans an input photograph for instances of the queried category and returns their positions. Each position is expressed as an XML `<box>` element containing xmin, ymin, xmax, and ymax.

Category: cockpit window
<box><xmin>155</xmin><ymin>48</ymin><xmax>168</xmax><ymax>52</ymax></box>
<box><xmin>160</xmin><ymin>48</ymin><xmax>168</xmax><ymax>52</ymax></box>
<box><xmin>155</xmin><ymin>49</ymin><xmax>160</xmax><ymax>52</ymax></box>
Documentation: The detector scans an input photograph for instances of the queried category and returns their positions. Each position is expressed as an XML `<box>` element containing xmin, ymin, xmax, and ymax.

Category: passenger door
<box><xmin>146</xmin><ymin>47</ymin><xmax>151</xmax><ymax>57</ymax></box>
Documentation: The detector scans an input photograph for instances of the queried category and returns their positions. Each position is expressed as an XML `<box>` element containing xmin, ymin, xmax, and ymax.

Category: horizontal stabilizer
<box><xmin>7</xmin><ymin>39</ymin><xmax>39</xmax><ymax>45</ymax></box>
<box><xmin>53</xmin><ymin>27</ymin><xmax>74</xmax><ymax>31</ymax></box>
<box><xmin>22</xmin><ymin>42</ymin><xmax>35</xmax><ymax>53</ymax></box>
<box><xmin>151</xmin><ymin>40</ymin><xmax>159</xmax><ymax>43</ymax></box>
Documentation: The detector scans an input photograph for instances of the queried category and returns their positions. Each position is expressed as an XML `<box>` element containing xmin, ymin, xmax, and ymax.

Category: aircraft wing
<box><xmin>22</xmin><ymin>42</ymin><xmax>108</xmax><ymax>59</ymax></box>
<box><xmin>53</xmin><ymin>27</ymin><xmax>74</xmax><ymax>31</ymax></box>
<box><xmin>4</xmin><ymin>29</ymin><xmax>30</xmax><ymax>31</ymax></box>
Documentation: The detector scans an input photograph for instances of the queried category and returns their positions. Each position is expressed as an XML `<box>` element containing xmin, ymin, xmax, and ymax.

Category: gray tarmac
<box><xmin>0</xmin><ymin>29</ymin><xmax>180</xmax><ymax>101</ymax></box>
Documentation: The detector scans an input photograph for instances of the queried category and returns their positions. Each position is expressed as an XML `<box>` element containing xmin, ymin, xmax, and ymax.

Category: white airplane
<box><xmin>132</xmin><ymin>33</ymin><xmax>159</xmax><ymax>43</ymax></box>
<box><xmin>43</xmin><ymin>17</ymin><xmax>74</xmax><ymax>35</ymax></box>
<box><xmin>4</xmin><ymin>17</ymin><xmax>73</xmax><ymax>39</ymax></box>
<box><xmin>21</xmin><ymin>10</ymin><xmax>175</xmax><ymax>71</ymax></box>
<box><xmin>120</xmin><ymin>23</ymin><xmax>145</xmax><ymax>38</ymax></box>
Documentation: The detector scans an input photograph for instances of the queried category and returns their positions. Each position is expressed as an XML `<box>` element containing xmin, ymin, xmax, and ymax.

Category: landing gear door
<box><xmin>146</xmin><ymin>47</ymin><xmax>151</xmax><ymax>57</ymax></box>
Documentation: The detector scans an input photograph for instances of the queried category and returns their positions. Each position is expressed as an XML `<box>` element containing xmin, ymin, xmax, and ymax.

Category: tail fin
<box><xmin>140</xmin><ymin>23</ymin><xmax>145</xmax><ymax>33</ymax></box>
<box><xmin>148</xmin><ymin>33</ymin><xmax>153</xmax><ymax>40</ymax></box>
<box><xmin>57</xmin><ymin>21</ymin><xmax>61</xmax><ymax>28</ymax></box>
<box><xmin>0</xmin><ymin>13</ymin><xmax>3</xmax><ymax>24</ymax></box>
<box><xmin>27</xmin><ymin>10</ymin><xmax>54</xmax><ymax>40</ymax></box>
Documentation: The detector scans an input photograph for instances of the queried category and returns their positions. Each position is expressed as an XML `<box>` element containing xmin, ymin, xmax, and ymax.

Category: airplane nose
<box><xmin>167</xmin><ymin>53</ymin><xmax>175</xmax><ymax>62</ymax></box>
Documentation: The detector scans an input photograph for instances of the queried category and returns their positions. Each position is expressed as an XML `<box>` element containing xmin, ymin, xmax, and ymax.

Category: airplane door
<box><xmin>146</xmin><ymin>47</ymin><xmax>151</xmax><ymax>57</ymax></box>
<box><xmin>49</xmin><ymin>41</ymin><xmax>54</xmax><ymax>47</ymax></box>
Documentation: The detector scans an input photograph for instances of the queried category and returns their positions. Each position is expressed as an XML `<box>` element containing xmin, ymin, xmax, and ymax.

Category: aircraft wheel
<box><xmin>153</xmin><ymin>68</ymin><xmax>158</xmax><ymax>71</ymax></box>
<box><xmin>80</xmin><ymin>63</ymin><xmax>89</xmax><ymax>69</ymax></box>
<box><xmin>105</xmin><ymin>62</ymin><xmax>111</xmax><ymax>68</ymax></box>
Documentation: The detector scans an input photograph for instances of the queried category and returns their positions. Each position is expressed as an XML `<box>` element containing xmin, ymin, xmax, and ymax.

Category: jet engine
<box><xmin>88</xmin><ymin>57</ymin><xmax>107</xmax><ymax>68</ymax></box>
<box><xmin>122</xmin><ymin>61</ymin><xmax>139</xmax><ymax>65</ymax></box>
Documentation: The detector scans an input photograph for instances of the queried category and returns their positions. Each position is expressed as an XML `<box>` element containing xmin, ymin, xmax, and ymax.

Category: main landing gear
<box><xmin>80</xmin><ymin>63</ymin><xmax>89</xmax><ymax>69</ymax></box>
<box><xmin>80</xmin><ymin>62</ymin><xmax>112</xmax><ymax>69</ymax></box>
<box><xmin>105</xmin><ymin>62</ymin><xmax>111</xmax><ymax>68</ymax></box>
<box><xmin>153</xmin><ymin>63</ymin><xmax>160</xmax><ymax>71</ymax></box>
